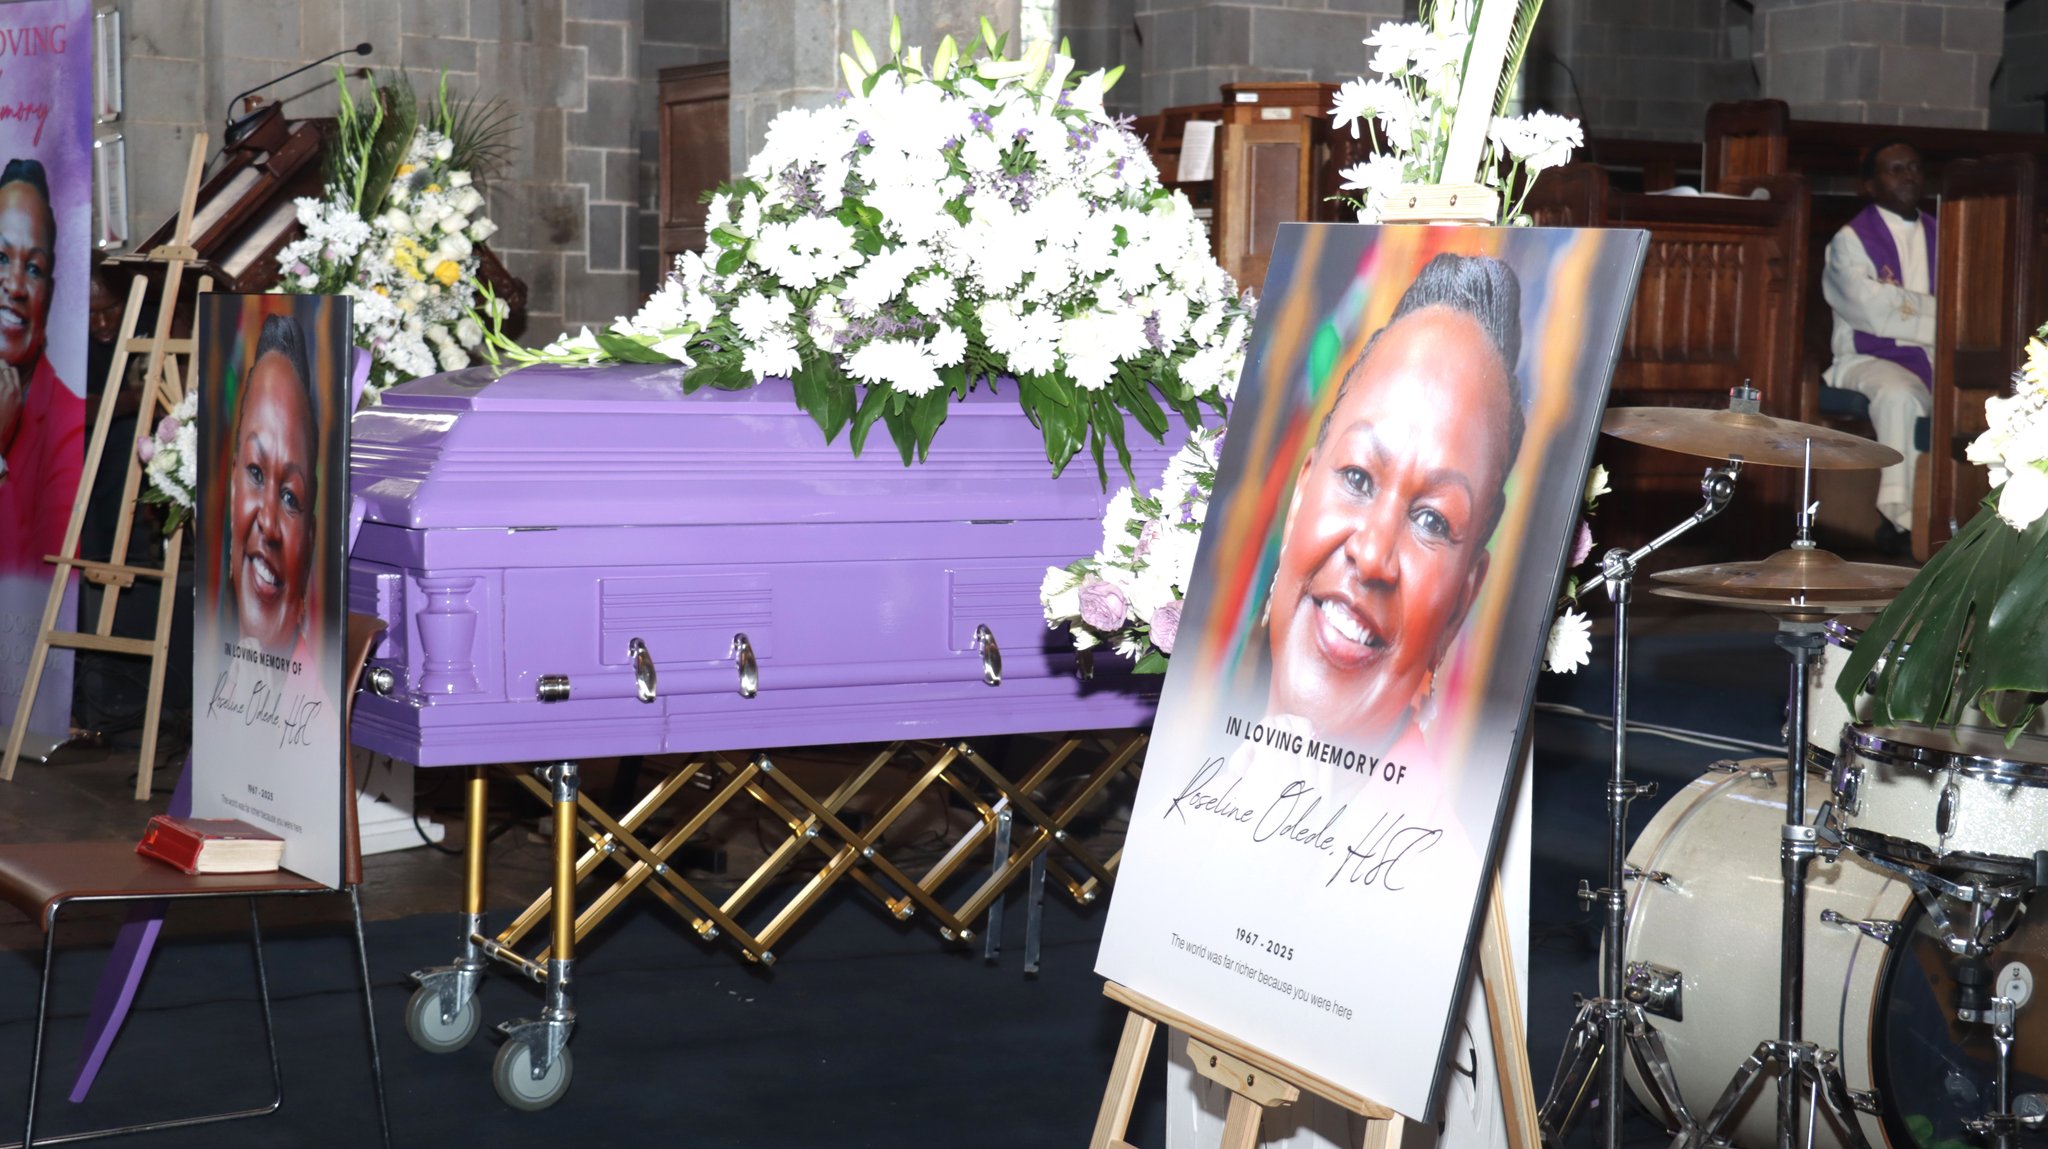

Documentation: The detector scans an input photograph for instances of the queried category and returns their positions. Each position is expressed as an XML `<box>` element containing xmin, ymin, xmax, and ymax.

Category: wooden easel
<box><xmin>2</xmin><ymin>133</ymin><xmax>213</xmax><ymax>799</ymax></box>
<box><xmin>1089</xmin><ymin>876</ymin><xmax>1537</xmax><ymax>1149</ymax></box>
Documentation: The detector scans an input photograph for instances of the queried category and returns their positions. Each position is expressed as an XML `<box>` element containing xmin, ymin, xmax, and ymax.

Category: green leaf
<box><xmin>1132</xmin><ymin>650</ymin><xmax>1169</xmax><ymax>674</ymax></box>
<box><xmin>882</xmin><ymin>405</ymin><xmax>917</xmax><ymax>465</ymax></box>
<box><xmin>715</xmin><ymin>247</ymin><xmax>747</xmax><ymax>277</ymax></box>
<box><xmin>849</xmin><ymin>383</ymin><xmax>891</xmax><ymax>455</ymax></box>
<box><xmin>1037</xmin><ymin>386</ymin><xmax>1081</xmax><ymax>472</ymax></box>
<box><xmin>910</xmin><ymin>388</ymin><xmax>950</xmax><ymax>461</ymax></box>
<box><xmin>593</xmin><ymin>330</ymin><xmax>675</xmax><ymax>364</ymax></box>
<box><xmin>1113</xmin><ymin>371</ymin><xmax>1167</xmax><ymax>440</ymax></box>
<box><xmin>1096</xmin><ymin>391</ymin><xmax>1134</xmax><ymax>482</ymax></box>
<box><xmin>1975</xmin><ymin>508</ymin><xmax>2048</xmax><ymax>695</ymax></box>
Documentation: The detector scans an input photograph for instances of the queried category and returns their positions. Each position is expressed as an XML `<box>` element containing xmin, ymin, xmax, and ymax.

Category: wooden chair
<box><xmin>0</xmin><ymin>615</ymin><xmax>392</xmax><ymax>1148</ymax></box>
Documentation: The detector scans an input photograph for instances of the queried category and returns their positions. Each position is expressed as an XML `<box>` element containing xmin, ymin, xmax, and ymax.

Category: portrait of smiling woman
<box><xmin>225</xmin><ymin>313</ymin><xmax>321</xmax><ymax>661</ymax></box>
<box><xmin>1266</xmin><ymin>253</ymin><xmax>1523</xmax><ymax>759</ymax></box>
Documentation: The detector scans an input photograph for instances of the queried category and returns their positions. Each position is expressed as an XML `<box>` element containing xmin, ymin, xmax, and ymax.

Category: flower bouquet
<box><xmin>1040</xmin><ymin>428</ymin><xmax>1221</xmax><ymax>670</ymax></box>
<box><xmin>1328</xmin><ymin>0</ymin><xmax>1580</xmax><ymax>226</ymax></box>
<box><xmin>277</xmin><ymin>71</ymin><xmax>507</xmax><ymax>399</ymax></box>
<box><xmin>485</xmin><ymin>19</ymin><xmax>1248</xmax><ymax>479</ymax></box>
<box><xmin>136</xmin><ymin>392</ymin><xmax>197</xmax><ymax>534</ymax></box>
<box><xmin>1839</xmin><ymin>323</ymin><xmax>2048</xmax><ymax>741</ymax></box>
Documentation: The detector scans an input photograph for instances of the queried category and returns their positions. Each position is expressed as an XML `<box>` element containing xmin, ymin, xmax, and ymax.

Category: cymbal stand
<box><xmin>1679</xmin><ymin>441</ymin><xmax>1871</xmax><ymax>1149</ymax></box>
<box><xmin>1538</xmin><ymin>461</ymin><xmax>1740</xmax><ymax>1148</ymax></box>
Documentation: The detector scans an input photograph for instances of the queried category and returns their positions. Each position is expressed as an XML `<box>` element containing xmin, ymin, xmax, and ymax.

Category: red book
<box><xmin>135</xmin><ymin>815</ymin><xmax>286</xmax><ymax>875</ymax></box>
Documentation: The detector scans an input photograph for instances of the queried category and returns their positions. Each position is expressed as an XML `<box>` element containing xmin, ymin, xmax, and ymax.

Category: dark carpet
<box><xmin>0</xmin><ymin>626</ymin><xmax>1793</xmax><ymax>1149</ymax></box>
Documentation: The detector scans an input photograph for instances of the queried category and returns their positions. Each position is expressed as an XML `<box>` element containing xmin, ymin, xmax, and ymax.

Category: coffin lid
<box><xmin>350</xmin><ymin>363</ymin><xmax>1179</xmax><ymax>530</ymax></box>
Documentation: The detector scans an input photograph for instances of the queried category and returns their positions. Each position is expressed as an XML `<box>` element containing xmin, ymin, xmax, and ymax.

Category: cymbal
<box><xmin>1651</xmin><ymin>585</ymin><xmax>1900</xmax><ymax>621</ymax></box>
<box><xmin>1602</xmin><ymin>407</ymin><xmax>1904</xmax><ymax>469</ymax></box>
<box><xmin>1651</xmin><ymin>546</ymin><xmax>1918</xmax><ymax>598</ymax></box>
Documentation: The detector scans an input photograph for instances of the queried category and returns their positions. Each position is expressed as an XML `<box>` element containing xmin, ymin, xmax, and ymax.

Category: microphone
<box><xmin>224</xmin><ymin>43</ymin><xmax>374</xmax><ymax>145</ymax></box>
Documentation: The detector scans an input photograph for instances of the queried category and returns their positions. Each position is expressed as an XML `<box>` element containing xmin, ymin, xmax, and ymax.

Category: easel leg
<box><xmin>132</xmin><ymin>531</ymin><xmax>181</xmax><ymax>800</ymax></box>
<box><xmin>1089</xmin><ymin>1010</ymin><xmax>1157</xmax><ymax>1149</ymax></box>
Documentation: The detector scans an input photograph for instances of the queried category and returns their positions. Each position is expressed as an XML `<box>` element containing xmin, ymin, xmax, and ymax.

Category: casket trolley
<box><xmin>346</xmin><ymin>366</ymin><xmax>1174</xmax><ymax>1109</ymax></box>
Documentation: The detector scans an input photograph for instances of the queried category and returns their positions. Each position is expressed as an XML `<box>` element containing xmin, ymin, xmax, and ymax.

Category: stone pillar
<box><xmin>729</xmin><ymin>0</ymin><xmax>1027</xmax><ymax>174</ymax></box>
<box><xmin>1754</xmin><ymin>0</ymin><xmax>2006</xmax><ymax>128</ymax></box>
<box><xmin>1992</xmin><ymin>0</ymin><xmax>2048</xmax><ymax>132</ymax></box>
<box><xmin>1132</xmin><ymin>0</ymin><xmax>1403</xmax><ymax>114</ymax></box>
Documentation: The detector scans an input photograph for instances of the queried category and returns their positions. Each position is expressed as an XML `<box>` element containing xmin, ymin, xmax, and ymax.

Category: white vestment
<box><xmin>1821</xmin><ymin>206</ymin><xmax>1934</xmax><ymax>533</ymax></box>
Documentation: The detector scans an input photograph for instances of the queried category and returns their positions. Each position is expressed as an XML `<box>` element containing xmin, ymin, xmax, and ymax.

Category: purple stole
<box><xmin>1846</xmin><ymin>203</ymin><xmax>1937</xmax><ymax>386</ymax></box>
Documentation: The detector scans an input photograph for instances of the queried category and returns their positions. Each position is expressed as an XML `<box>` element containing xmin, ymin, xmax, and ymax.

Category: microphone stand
<box><xmin>223</xmin><ymin>42</ymin><xmax>373</xmax><ymax>147</ymax></box>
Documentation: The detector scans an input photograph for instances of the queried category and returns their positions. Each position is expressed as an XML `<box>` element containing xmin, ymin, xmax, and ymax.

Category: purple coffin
<box><xmin>347</xmin><ymin>364</ymin><xmax>1176</xmax><ymax>768</ymax></box>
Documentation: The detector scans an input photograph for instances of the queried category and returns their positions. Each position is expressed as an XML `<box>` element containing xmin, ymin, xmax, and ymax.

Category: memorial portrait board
<box><xmin>191</xmin><ymin>294</ymin><xmax>352</xmax><ymax>888</ymax></box>
<box><xmin>1096</xmin><ymin>223</ymin><xmax>1646</xmax><ymax>1119</ymax></box>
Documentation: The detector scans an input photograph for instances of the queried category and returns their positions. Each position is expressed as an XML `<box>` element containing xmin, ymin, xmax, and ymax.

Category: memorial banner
<box><xmin>0</xmin><ymin>0</ymin><xmax>89</xmax><ymax>744</ymax></box>
<box><xmin>1097</xmin><ymin>224</ymin><xmax>1646</xmax><ymax>1119</ymax></box>
<box><xmin>192</xmin><ymin>294</ymin><xmax>352</xmax><ymax>888</ymax></box>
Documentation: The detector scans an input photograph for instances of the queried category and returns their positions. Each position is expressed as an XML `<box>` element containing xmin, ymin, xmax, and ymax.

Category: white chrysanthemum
<box><xmin>846</xmin><ymin>337</ymin><xmax>943</xmax><ymax>397</ymax></box>
<box><xmin>730</xmin><ymin>290</ymin><xmax>798</xmax><ymax>341</ymax></box>
<box><xmin>1546</xmin><ymin>609</ymin><xmax>1593</xmax><ymax>674</ymax></box>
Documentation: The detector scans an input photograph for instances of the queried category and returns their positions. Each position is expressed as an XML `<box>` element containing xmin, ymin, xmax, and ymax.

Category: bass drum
<box><xmin>1622</xmin><ymin>762</ymin><xmax>2048</xmax><ymax>1147</ymax></box>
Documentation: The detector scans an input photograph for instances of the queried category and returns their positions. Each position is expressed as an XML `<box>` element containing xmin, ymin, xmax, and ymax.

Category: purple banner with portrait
<box><xmin>0</xmin><ymin>0</ymin><xmax>88</xmax><ymax>747</ymax></box>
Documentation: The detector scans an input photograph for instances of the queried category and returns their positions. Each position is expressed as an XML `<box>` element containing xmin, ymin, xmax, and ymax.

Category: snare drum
<box><xmin>1834</xmin><ymin>723</ymin><xmax>2048</xmax><ymax>876</ymax></box>
<box><xmin>1624</xmin><ymin>763</ymin><xmax>2048</xmax><ymax>1148</ymax></box>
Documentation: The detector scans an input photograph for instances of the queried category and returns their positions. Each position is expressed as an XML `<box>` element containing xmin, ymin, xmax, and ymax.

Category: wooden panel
<box><xmin>1929</xmin><ymin>155</ymin><xmax>2042</xmax><ymax>552</ymax></box>
<box><xmin>1214</xmin><ymin>120</ymin><xmax>1310</xmax><ymax>294</ymax></box>
<box><xmin>1528</xmin><ymin>165</ymin><xmax>1811</xmax><ymax>550</ymax></box>
<box><xmin>657</xmin><ymin>62</ymin><xmax>730</xmax><ymax>274</ymax></box>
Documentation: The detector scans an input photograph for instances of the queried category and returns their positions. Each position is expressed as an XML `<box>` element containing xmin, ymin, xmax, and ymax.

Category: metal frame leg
<box><xmin>411</xmin><ymin>766</ymin><xmax>488</xmax><ymax>1030</ymax></box>
<box><xmin>348</xmin><ymin>888</ymin><xmax>393</xmax><ymax>1149</ymax></box>
<box><xmin>12</xmin><ymin>898</ymin><xmax>291</xmax><ymax>1149</ymax></box>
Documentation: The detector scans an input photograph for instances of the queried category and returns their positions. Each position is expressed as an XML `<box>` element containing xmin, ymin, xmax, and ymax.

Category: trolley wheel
<box><xmin>492</xmin><ymin>1038</ymin><xmax>573</xmax><ymax>1111</ymax></box>
<box><xmin>404</xmin><ymin>985</ymin><xmax>480</xmax><ymax>1054</ymax></box>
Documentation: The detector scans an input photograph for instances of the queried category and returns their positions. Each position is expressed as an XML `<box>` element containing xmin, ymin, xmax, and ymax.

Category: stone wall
<box><xmin>107</xmin><ymin>0</ymin><xmax>731</xmax><ymax>342</ymax></box>
<box><xmin>1131</xmin><ymin>0</ymin><xmax>1406</xmax><ymax>113</ymax></box>
<box><xmin>1527</xmin><ymin>0</ymin><xmax>1757</xmax><ymax>142</ymax></box>
<box><xmin>1753</xmin><ymin>0</ymin><xmax>2005</xmax><ymax>128</ymax></box>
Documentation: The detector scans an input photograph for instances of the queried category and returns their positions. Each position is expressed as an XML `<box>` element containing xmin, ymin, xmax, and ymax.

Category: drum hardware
<box><xmin>1625</xmin><ymin>866</ymin><xmax>1675</xmax><ymax>886</ymax></box>
<box><xmin>1538</xmin><ymin>458</ymin><xmax>1741</xmax><ymax>1148</ymax></box>
<box><xmin>1625</xmin><ymin>961</ymin><xmax>1685</xmax><ymax>1020</ymax></box>
<box><xmin>1816</xmin><ymin>909</ymin><xmax>1900</xmax><ymax>947</ymax></box>
<box><xmin>1847</xmin><ymin>1091</ymin><xmax>1881</xmax><ymax>1116</ymax></box>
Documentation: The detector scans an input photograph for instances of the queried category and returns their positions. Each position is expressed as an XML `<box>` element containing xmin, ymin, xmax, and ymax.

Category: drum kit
<box><xmin>1537</xmin><ymin>385</ymin><xmax>2048</xmax><ymax>1149</ymax></box>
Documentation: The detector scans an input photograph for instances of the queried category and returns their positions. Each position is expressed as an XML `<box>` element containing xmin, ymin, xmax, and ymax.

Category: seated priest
<box><xmin>1821</xmin><ymin>139</ymin><xmax>1932</xmax><ymax>557</ymax></box>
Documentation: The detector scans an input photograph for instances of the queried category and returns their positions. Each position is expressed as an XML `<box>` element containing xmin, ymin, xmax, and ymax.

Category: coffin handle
<box><xmin>731</xmin><ymin>633</ymin><xmax>759</xmax><ymax>699</ymax></box>
<box><xmin>974</xmin><ymin>624</ymin><xmax>1002</xmax><ymax>687</ymax></box>
<box><xmin>630</xmin><ymin>637</ymin><xmax>657</xmax><ymax>703</ymax></box>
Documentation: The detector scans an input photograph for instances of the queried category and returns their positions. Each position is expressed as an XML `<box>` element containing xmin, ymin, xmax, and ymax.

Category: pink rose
<box><xmin>1077</xmin><ymin>577</ymin><xmax>1130</xmax><ymax>631</ymax></box>
<box><xmin>1151</xmin><ymin>599</ymin><xmax>1183</xmax><ymax>654</ymax></box>
<box><xmin>156</xmin><ymin>416</ymin><xmax>180</xmax><ymax>443</ymax></box>
<box><xmin>1571</xmin><ymin>520</ymin><xmax>1593</xmax><ymax>566</ymax></box>
<box><xmin>136</xmin><ymin>434</ymin><xmax>156</xmax><ymax>463</ymax></box>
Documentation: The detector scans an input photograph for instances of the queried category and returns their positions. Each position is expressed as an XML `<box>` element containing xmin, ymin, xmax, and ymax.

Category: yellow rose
<box><xmin>374</xmin><ymin>284</ymin><xmax>389</xmax><ymax>296</ymax></box>
<box><xmin>426</xmin><ymin>184</ymin><xmax>442</xmax><ymax>194</ymax></box>
<box><xmin>397</xmin><ymin>163</ymin><xmax>416</xmax><ymax>177</ymax></box>
<box><xmin>434</xmin><ymin>260</ymin><xmax>462</xmax><ymax>286</ymax></box>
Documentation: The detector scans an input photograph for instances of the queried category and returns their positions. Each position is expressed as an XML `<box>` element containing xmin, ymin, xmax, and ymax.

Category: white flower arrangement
<box><xmin>276</xmin><ymin>73</ymin><xmax>505</xmax><ymax>400</ymax></box>
<box><xmin>1329</xmin><ymin>0</ymin><xmax>1581</xmax><ymax>225</ymax></box>
<box><xmin>136</xmin><ymin>391</ymin><xmax>198</xmax><ymax>533</ymax></box>
<box><xmin>1041</xmin><ymin>428</ymin><xmax>1221</xmax><ymax>670</ymax></box>
<box><xmin>1966</xmin><ymin>327</ymin><xmax>2048</xmax><ymax>531</ymax></box>
<box><xmin>486</xmin><ymin>19</ymin><xmax>1249</xmax><ymax>478</ymax></box>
